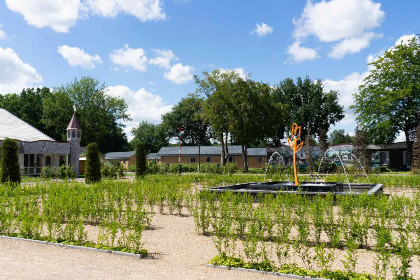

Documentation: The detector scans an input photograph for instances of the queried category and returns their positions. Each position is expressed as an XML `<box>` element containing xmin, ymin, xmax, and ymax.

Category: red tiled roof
<box><xmin>67</xmin><ymin>114</ymin><xmax>81</xmax><ymax>130</ymax></box>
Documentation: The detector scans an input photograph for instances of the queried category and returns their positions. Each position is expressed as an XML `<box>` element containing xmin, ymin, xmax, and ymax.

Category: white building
<box><xmin>0</xmin><ymin>108</ymin><xmax>81</xmax><ymax>175</ymax></box>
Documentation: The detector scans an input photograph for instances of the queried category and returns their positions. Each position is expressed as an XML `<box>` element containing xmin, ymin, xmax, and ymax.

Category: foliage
<box><xmin>42</xmin><ymin>77</ymin><xmax>130</xmax><ymax>153</ymax></box>
<box><xmin>162</xmin><ymin>93</ymin><xmax>212</xmax><ymax>146</ymax></box>
<box><xmin>85</xmin><ymin>143</ymin><xmax>101</xmax><ymax>184</ymax></box>
<box><xmin>40</xmin><ymin>165</ymin><xmax>75</xmax><ymax>180</ymax></box>
<box><xmin>101</xmin><ymin>161</ymin><xmax>124</xmax><ymax>179</ymax></box>
<box><xmin>329</xmin><ymin>129</ymin><xmax>354</xmax><ymax>144</ymax></box>
<box><xmin>413</xmin><ymin>124</ymin><xmax>420</xmax><ymax>174</ymax></box>
<box><xmin>273</xmin><ymin>77</ymin><xmax>344</xmax><ymax>140</ymax></box>
<box><xmin>353</xmin><ymin>126</ymin><xmax>371</xmax><ymax>173</ymax></box>
<box><xmin>0</xmin><ymin>87</ymin><xmax>52</xmax><ymax>135</ymax></box>
<box><xmin>0</xmin><ymin>138</ymin><xmax>21</xmax><ymax>184</ymax></box>
<box><xmin>135</xmin><ymin>143</ymin><xmax>147</xmax><ymax>177</ymax></box>
<box><xmin>352</xmin><ymin>36</ymin><xmax>420</xmax><ymax>164</ymax></box>
<box><xmin>130</xmin><ymin>121</ymin><xmax>168</xmax><ymax>153</ymax></box>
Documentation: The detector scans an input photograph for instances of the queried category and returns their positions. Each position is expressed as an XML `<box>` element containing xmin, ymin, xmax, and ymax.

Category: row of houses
<box><xmin>0</xmin><ymin>108</ymin><xmax>411</xmax><ymax>175</ymax></box>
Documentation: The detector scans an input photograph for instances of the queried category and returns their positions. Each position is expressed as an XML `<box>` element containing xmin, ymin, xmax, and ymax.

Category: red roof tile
<box><xmin>67</xmin><ymin>114</ymin><xmax>81</xmax><ymax>130</ymax></box>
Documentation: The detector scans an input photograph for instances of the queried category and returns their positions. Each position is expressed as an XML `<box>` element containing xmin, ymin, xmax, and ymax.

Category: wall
<box><xmin>160</xmin><ymin>155</ymin><xmax>267</xmax><ymax>169</ymax></box>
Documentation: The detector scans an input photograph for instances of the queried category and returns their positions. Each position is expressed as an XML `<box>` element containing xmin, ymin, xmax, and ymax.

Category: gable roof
<box><xmin>104</xmin><ymin>151</ymin><xmax>135</xmax><ymax>160</ymax></box>
<box><xmin>147</xmin><ymin>153</ymin><xmax>161</xmax><ymax>160</ymax></box>
<box><xmin>0</xmin><ymin>108</ymin><xmax>55</xmax><ymax>142</ymax></box>
<box><xmin>157</xmin><ymin>145</ymin><xmax>267</xmax><ymax>157</ymax></box>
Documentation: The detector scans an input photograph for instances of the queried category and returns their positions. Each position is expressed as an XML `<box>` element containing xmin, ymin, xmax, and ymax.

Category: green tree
<box><xmin>135</xmin><ymin>143</ymin><xmax>147</xmax><ymax>177</ymax></box>
<box><xmin>131</xmin><ymin>121</ymin><xmax>168</xmax><ymax>153</ymax></box>
<box><xmin>0</xmin><ymin>138</ymin><xmax>21</xmax><ymax>184</ymax></box>
<box><xmin>329</xmin><ymin>129</ymin><xmax>354</xmax><ymax>144</ymax></box>
<box><xmin>162</xmin><ymin>93</ymin><xmax>212</xmax><ymax>146</ymax></box>
<box><xmin>353</xmin><ymin>126</ymin><xmax>371</xmax><ymax>173</ymax></box>
<box><xmin>195</xmin><ymin>69</ymin><xmax>240</xmax><ymax>164</ymax></box>
<box><xmin>42</xmin><ymin>77</ymin><xmax>131</xmax><ymax>153</ymax></box>
<box><xmin>229</xmin><ymin>79</ymin><xmax>278</xmax><ymax>171</ymax></box>
<box><xmin>412</xmin><ymin>124</ymin><xmax>420</xmax><ymax>174</ymax></box>
<box><xmin>352</xmin><ymin>36</ymin><xmax>420</xmax><ymax>166</ymax></box>
<box><xmin>0</xmin><ymin>88</ymin><xmax>52</xmax><ymax>135</ymax></box>
<box><xmin>273</xmin><ymin>77</ymin><xmax>344</xmax><ymax>141</ymax></box>
<box><xmin>85</xmin><ymin>142</ymin><xmax>101</xmax><ymax>184</ymax></box>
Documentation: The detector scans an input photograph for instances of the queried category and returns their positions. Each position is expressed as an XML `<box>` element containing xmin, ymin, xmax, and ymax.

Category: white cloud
<box><xmin>218</xmin><ymin>67</ymin><xmax>248</xmax><ymax>80</ymax></box>
<box><xmin>328</xmin><ymin>32</ymin><xmax>380</xmax><ymax>59</ymax></box>
<box><xmin>148</xmin><ymin>49</ymin><xmax>178</xmax><ymax>69</ymax></box>
<box><xmin>86</xmin><ymin>0</ymin><xmax>166</xmax><ymax>22</ymax></box>
<box><xmin>57</xmin><ymin>45</ymin><xmax>102</xmax><ymax>69</ymax></box>
<box><xmin>5</xmin><ymin>0</ymin><xmax>83</xmax><ymax>33</ymax></box>
<box><xmin>6</xmin><ymin>0</ymin><xmax>165</xmax><ymax>33</ymax></box>
<box><xmin>287</xmin><ymin>42</ymin><xmax>318</xmax><ymax>63</ymax></box>
<box><xmin>106</xmin><ymin>85</ymin><xmax>172</xmax><ymax>139</ymax></box>
<box><xmin>290</xmin><ymin>0</ymin><xmax>384</xmax><ymax>60</ymax></box>
<box><xmin>164</xmin><ymin>63</ymin><xmax>194</xmax><ymax>84</ymax></box>
<box><xmin>110</xmin><ymin>45</ymin><xmax>148</xmax><ymax>72</ymax></box>
<box><xmin>0</xmin><ymin>47</ymin><xmax>43</xmax><ymax>94</ymax></box>
<box><xmin>0</xmin><ymin>24</ymin><xmax>6</xmax><ymax>39</ymax></box>
<box><xmin>250</xmin><ymin>23</ymin><xmax>273</xmax><ymax>37</ymax></box>
<box><xmin>395</xmin><ymin>34</ymin><xmax>417</xmax><ymax>45</ymax></box>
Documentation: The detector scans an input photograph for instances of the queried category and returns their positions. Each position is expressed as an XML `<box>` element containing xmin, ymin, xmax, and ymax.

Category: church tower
<box><xmin>67</xmin><ymin>107</ymin><xmax>81</xmax><ymax>176</ymax></box>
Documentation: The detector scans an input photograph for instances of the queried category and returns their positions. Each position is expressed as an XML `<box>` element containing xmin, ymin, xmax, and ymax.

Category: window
<box><xmin>228</xmin><ymin>156</ymin><xmax>234</xmax><ymax>163</ymax></box>
<box><xmin>257</xmin><ymin>157</ymin><xmax>262</xmax><ymax>163</ymax></box>
<box><xmin>206</xmin><ymin>156</ymin><xmax>211</xmax><ymax>163</ymax></box>
<box><xmin>46</xmin><ymin>156</ymin><xmax>52</xmax><ymax>167</ymax></box>
<box><xmin>77</xmin><ymin>131</ymin><xmax>81</xmax><ymax>138</ymax></box>
<box><xmin>123</xmin><ymin>160</ymin><xmax>126</xmax><ymax>164</ymax></box>
<box><xmin>67</xmin><ymin>131</ymin><xmax>70</xmax><ymax>138</ymax></box>
<box><xmin>72</xmin><ymin>130</ymin><xmax>76</xmax><ymax>138</ymax></box>
<box><xmin>190</xmin><ymin>156</ymin><xmax>196</xmax><ymax>163</ymax></box>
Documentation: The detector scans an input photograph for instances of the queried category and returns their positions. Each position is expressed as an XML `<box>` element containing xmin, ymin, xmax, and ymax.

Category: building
<box><xmin>0</xmin><ymin>108</ymin><xmax>81</xmax><ymax>176</ymax></box>
<box><xmin>267</xmin><ymin>142</ymin><xmax>409</xmax><ymax>170</ymax></box>
<box><xmin>103</xmin><ymin>151</ymin><xmax>136</xmax><ymax>168</ymax></box>
<box><xmin>147</xmin><ymin>153</ymin><xmax>161</xmax><ymax>162</ymax></box>
<box><xmin>156</xmin><ymin>145</ymin><xmax>267</xmax><ymax>169</ymax></box>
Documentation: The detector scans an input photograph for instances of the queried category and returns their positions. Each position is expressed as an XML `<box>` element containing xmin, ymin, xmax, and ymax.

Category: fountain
<box><xmin>207</xmin><ymin>123</ymin><xmax>383</xmax><ymax>198</ymax></box>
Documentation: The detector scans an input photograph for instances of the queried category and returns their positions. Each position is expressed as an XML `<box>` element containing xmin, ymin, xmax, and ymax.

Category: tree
<box><xmin>412</xmin><ymin>123</ymin><xmax>420</xmax><ymax>174</ymax></box>
<box><xmin>161</xmin><ymin>93</ymin><xmax>212</xmax><ymax>146</ymax></box>
<box><xmin>329</xmin><ymin>129</ymin><xmax>354</xmax><ymax>144</ymax></box>
<box><xmin>85</xmin><ymin>143</ymin><xmax>101</xmax><ymax>184</ymax></box>
<box><xmin>353</xmin><ymin>127</ymin><xmax>371</xmax><ymax>173</ymax></box>
<box><xmin>195</xmin><ymin>69</ymin><xmax>240</xmax><ymax>165</ymax></box>
<box><xmin>135</xmin><ymin>143</ymin><xmax>147</xmax><ymax>177</ymax></box>
<box><xmin>229</xmin><ymin>79</ymin><xmax>278</xmax><ymax>171</ymax></box>
<box><xmin>0</xmin><ymin>88</ymin><xmax>52</xmax><ymax>135</ymax></box>
<box><xmin>42</xmin><ymin>77</ymin><xmax>131</xmax><ymax>153</ymax></box>
<box><xmin>352</xmin><ymin>36</ymin><xmax>420</xmax><ymax>166</ymax></box>
<box><xmin>273</xmin><ymin>77</ymin><xmax>344</xmax><ymax>141</ymax></box>
<box><xmin>0</xmin><ymin>138</ymin><xmax>21</xmax><ymax>184</ymax></box>
<box><xmin>131</xmin><ymin>121</ymin><xmax>168</xmax><ymax>153</ymax></box>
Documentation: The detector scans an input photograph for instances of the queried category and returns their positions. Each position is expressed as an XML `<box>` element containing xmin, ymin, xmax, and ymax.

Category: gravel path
<box><xmin>0</xmin><ymin>214</ymin><xmax>284</xmax><ymax>280</ymax></box>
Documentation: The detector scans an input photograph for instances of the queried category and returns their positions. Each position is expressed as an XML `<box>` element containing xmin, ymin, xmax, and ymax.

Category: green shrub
<box><xmin>135</xmin><ymin>143</ymin><xmax>147</xmax><ymax>177</ymax></box>
<box><xmin>85</xmin><ymin>143</ymin><xmax>101</xmax><ymax>184</ymax></box>
<box><xmin>0</xmin><ymin>138</ymin><xmax>21</xmax><ymax>184</ymax></box>
<box><xmin>101</xmin><ymin>161</ymin><xmax>125</xmax><ymax>179</ymax></box>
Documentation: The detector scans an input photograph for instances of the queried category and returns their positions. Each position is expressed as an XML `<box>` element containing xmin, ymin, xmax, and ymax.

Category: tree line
<box><xmin>132</xmin><ymin>71</ymin><xmax>344</xmax><ymax>171</ymax></box>
<box><xmin>0</xmin><ymin>77</ymin><xmax>130</xmax><ymax>153</ymax></box>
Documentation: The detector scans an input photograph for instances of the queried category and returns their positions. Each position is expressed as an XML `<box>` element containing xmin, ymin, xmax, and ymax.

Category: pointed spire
<box><xmin>67</xmin><ymin>114</ymin><xmax>81</xmax><ymax>130</ymax></box>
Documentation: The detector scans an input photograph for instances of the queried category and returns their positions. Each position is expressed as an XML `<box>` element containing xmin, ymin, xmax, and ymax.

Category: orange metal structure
<box><xmin>287</xmin><ymin>123</ymin><xmax>304</xmax><ymax>186</ymax></box>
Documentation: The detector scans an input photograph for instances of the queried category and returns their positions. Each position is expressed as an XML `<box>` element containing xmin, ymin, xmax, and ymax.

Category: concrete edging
<box><xmin>0</xmin><ymin>235</ymin><xmax>145</xmax><ymax>259</ymax></box>
<box><xmin>205</xmin><ymin>264</ymin><xmax>330</xmax><ymax>280</ymax></box>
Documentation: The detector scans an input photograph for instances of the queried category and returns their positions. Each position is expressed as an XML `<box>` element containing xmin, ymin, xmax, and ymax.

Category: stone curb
<box><xmin>205</xmin><ymin>264</ymin><xmax>330</xmax><ymax>280</ymax></box>
<box><xmin>0</xmin><ymin>235</ymin><xmax>145</xmax><ymax>259</ymax></box>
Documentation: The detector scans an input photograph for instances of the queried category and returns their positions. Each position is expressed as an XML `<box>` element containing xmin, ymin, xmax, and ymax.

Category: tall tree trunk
<box><xmin>412</xmin><ymin>124</ymin><xmax>420</xmax><ymax>174</ymax></box>
<box><xmin>305</xmin><ymin>133</ymin><xmax>314</xmax><ymax>176</ymax></box>
<box><xmin>242</xmin><ymin>144</ymin><xmax>248</xmax><ymax>172</ymax></box>
<box><xmin>220</xmin><ymin>132</ymin><xmax>226</xmax><ymax>165</ymax></box>
<box><xmin>404</xmin><ymin>129</ymin><xmax>413</xmax><ymax>168</ymax></box>
<box><xmin>319</xmin><ymin>129</ymin><xmax>328</xmax><ymax>158</ymax></box>
<box><xmin>224</xmin><ymin>133</ymin><xmax>229</xmax><ymax>165</ymax></box>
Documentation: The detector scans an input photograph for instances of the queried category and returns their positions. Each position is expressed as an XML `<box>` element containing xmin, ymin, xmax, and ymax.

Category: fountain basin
<box><xmin>206</xmin><ymin>181</ymin><xmax>383</xmax><ymax>197</ymax></box>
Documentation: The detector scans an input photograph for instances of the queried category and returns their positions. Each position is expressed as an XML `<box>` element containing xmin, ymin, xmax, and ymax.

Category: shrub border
<box><xmin>0</xmin><ymin>235</ymin><xmax>146</xmax><ymax>259</ymax></box>
<box><xmin>205</xmin><ymin>264</ymin><xmax>329</xmax><ymax>280</ymax></box>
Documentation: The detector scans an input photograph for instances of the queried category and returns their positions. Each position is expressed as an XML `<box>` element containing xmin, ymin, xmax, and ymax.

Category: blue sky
<box><xmin>0</xmin><ymin>0</ymin><xmax>418</xmax><ymax>141</ymax></box>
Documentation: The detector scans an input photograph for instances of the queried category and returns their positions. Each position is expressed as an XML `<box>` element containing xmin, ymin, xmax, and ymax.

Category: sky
<box><xmin>0</xmin><ymin>0</ymin><xmax>418</xmax><ymax>141</ymax></box>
